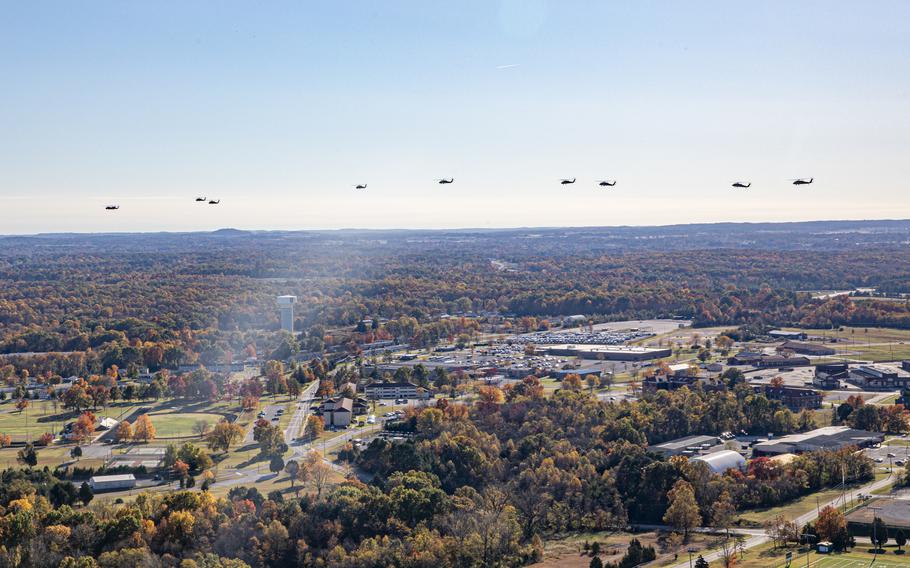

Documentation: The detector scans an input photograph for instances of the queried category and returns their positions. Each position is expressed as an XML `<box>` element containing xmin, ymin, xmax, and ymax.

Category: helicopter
<box><xmin>731</xmin><ymin>182</ymin><xmax>751</xmax><ymax>188</ymax></box>
<box><xmin>104</xmin><ymin>205</ymin><xmax>120</xmax><ymax>210</ymax></box>
<box><xmin>597</xmin><ymin>180</ymin><xmax>617</xmax><ymax>187</ymax></box>
<box><xmin>791</xmin><ymin>178</ymin><xmax>814</xmax><ymax>186</ymax></box>
<box><xmin>560</xmin><ymin>178</ymin><xmax>576</xmax><ymax>185</ymax></box>
<box><xmin>437</xmin><ymin>178</ymin><xmax>454</xmax><ymax>185</ymax></box>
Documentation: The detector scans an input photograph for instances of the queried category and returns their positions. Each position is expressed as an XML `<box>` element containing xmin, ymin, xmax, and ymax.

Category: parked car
<box><xmin>366</xmin><ymin>415</ymin><xmax>376</xmax><ymax>424</ymax></box>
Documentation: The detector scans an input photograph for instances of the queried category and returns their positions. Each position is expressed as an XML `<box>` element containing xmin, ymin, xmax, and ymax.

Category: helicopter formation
<box><xmin>106</xmin><ymin>197</ymin><xmax>221</xmax><ymax>210</ymax></box>
<box><xmin>103</xmin><ymin>177</ymin><xmax>815</xmax><ymax>210</ymax></box>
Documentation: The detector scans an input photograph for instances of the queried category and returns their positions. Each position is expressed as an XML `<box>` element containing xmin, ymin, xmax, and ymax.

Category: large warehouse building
<box><xmin>752</xmin><ymin>426</ymin><xmax>884</xmax><ymax>457</ymax></box>
<box><xmin>543</xmin><ymin>344</ymin><xmax>672</xmax><ymax>361</ymax></box>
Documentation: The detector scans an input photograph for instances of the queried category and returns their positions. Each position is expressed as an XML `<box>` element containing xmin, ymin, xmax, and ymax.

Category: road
<box><xmin>242</xmin><ymin>404</ymin><xmax>282</xmax><ymax>444</ymax></box>
<box><xmin>668</xmin><ymin>473</ymin><xmax>898</xmax><ymax>568</ymax></box>
<box><xmin>285</xmin><ymin>381</ymin><xmax>321</xmax><ymax>458</ymax></box>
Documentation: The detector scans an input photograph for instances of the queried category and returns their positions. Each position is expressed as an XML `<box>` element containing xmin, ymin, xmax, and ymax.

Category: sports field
<box><xmin>800</xmin><ymin>553</ymin><xmax>910</xmax><ymax>568</ymax></box>
<box><xmin>751</xmin><ymin>551</ymin><xmax>910</xmax><ymax>568</ymax></box>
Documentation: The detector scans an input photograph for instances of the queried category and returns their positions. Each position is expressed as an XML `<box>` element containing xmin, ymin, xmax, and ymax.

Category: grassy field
<box><xmin>142</xmin><ymin>411</ymin><xmax>223</xmax><ymax>438</ymax></box>
<box><xmin>0</xmin><ymin>399</ymin><xmax>141</xmax><ymax>441</ymax></box>
<box><xmin>532</xmin><ymin>530</ymin><xmax>720</xmax><ymax>568</ymax></box>
<box><xmin>735</xmin><ymin>541</ymin><xmax>910</xmax><ymax>568</ymax></box>
<box><xmin>780</xmin><ymin>326</ymin><xmax>910</xmax><ymax>362</ymax></box>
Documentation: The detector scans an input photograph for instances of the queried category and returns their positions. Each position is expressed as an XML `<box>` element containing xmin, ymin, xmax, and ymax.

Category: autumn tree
<box><xmin>815</xmin><ymin>506</ymin><xmax>847</xmax><ymax>547</ymax></box>
<box><xmin>173</xmin><ymin>459</ymin><xmax>190</xmax><ymax>486</ymax></box>
<box><xmin>285</xmin><ymin>460</ymin><xmax>301</xmax><ymax>494</ymax></box>
<box><xmin>663</xmin><ymin>479</ymin><xmax>700</xmax><ymax>538</ymax></box>
<box><xmin>711</xmin><ymin>490</ymin><xmax>737</xmax><ymax>538</ymax></box>
<box><xmin>71</xmin><ymin>411</ymin><xmax>96</xmax><ymax>442</ymax></box>
<box><xmin>305</xmin><ymin>451</ymin><xmax>332</xmax><ymax>497</ymax></box>
<box><xmin>114</xmin><ymin>420</ymin><xmax>133</xmax><ymax>442</ymax></box>
<box><xmin>562</xmin><ymin>374</ymin><xmax>583</xmax><ymax>391</ymax></box>
<box><xmin>133</xmin><ymin>414</ymin><xmax>156</xmax><ymax>443</ymax></box>
<box><xmin>17</xmin><ymin>443</ymin><xmax>37</xmax><ymax>468</ymax></box>
<box><xmin>304</xmin><ymin>415</ymin><xmax>324</xmax><ymax>440</ymax></box>
<box><xmin>207</xmin><ymin>420</ymin><xmax>244</xmax><ymax>453</ymax></box>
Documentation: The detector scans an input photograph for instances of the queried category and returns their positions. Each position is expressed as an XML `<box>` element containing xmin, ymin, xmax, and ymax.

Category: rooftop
<box><xmin>650</xmin><ymin>435</ymin><xmax>721</xmax><ymax>452</ymax></box>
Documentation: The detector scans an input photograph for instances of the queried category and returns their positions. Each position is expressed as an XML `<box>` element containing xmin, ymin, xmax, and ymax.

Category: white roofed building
<box><xmin>691</xmin><ymin>450</ymin><xmax>746</xmax><ymax>474</ymax></box>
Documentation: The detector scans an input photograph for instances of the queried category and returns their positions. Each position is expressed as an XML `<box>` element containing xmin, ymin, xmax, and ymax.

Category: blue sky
<box><xmin>1</xmin><ymin>1</ymin><xmax>909</xmax><ymax>233</ymax></box>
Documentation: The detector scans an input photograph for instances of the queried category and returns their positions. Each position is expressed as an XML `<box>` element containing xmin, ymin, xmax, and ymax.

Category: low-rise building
<box><xmin>648</xmin><ymin>435</ymin><xmax>724</xmax><ymax>458</ymax></box>
<box><xmin>752</xmin><ymin>426</ymin><xmax>884</xmax><ymax>457</ymax></box>
<box><xmin>728</xmin><ymin>351</ymin><xmax>763</xmax><ymax>366</ymax></box>
<box><xmin>814</xmin><ymin>362</ymin><xmax>848</xmax><ymax>389</ymax></box>
<box><xmin>754</xmin><ymin>355</ymin><xmax>811</xmax><ymax>368</ymax></box>
<box><xmin>552</xmin><ymin>367</ymin><xmax>602</xmax><ymax>379</ymax></box>
<box><xmin>319</xmin><ymin>397</ymin><xmax>353</xmax><ymax>427</ymax></box>
<box><xmin>848</xmin><ymin>364</ymin><xmax>910</xmax><ymax>390</ymax></box>
<box><xmin>543</xmin><ymin>344</ymin><xmax>672</xmax><ymax>361</ymax></box>
<box><xmin>760</xmin><ymin>385</ymin><xmax>822</xmax><ymax>410</ymax></box>
<box><xmin>89</xmin><ymin>474</ymin><xmax>136</xmax><ymax>492</ymax></box>
<box><xmin>769</xmin><ymin>330</ymin><xmax>808</xmax><ymax>340</ymax></box>
<box><xmin>642</xmin><ymin>375</ymin><xmax>724</xmax><ymax>394</ymax></box>
<box><xmin>780</xmin><ymin>341</ymin><xmax>836</xmax><ymax>356</ymax></box>
<box><xmin>364</xmin><ymin>381</ymin><xmax>423</xmax><ymax>400</ymax></box>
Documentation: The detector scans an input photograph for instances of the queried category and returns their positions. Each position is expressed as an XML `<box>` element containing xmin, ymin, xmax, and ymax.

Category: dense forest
<box><xmin>1</xmin><ymin>222</ymin><xmax>910</xmax><ymax>375</ymax></box>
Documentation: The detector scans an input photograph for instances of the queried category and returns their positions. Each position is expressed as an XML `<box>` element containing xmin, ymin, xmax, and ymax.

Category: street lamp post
<box><xmin>687</xmin><ymin>546</ymin><xmax>697</xmax><ymax>568</ymax></box>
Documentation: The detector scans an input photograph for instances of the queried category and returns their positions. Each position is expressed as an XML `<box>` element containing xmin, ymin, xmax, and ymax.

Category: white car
<box><xmin>366</xmin><ymin>415</ymin><xmax>376</xmax><ymax>424</ymax></box>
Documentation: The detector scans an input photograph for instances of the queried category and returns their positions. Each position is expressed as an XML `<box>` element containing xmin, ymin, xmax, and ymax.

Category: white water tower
<box><xmin>277</xmin><ymin>295</ymin><xmax>297</xmax><ymax>332</ymax></box>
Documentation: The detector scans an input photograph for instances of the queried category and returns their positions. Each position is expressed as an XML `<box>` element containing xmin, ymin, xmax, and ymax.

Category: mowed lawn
<box><xmin>741</xmin><ymin>550</ymin><xmax>910</xmax><ymax>568</ymax></box>
<box><xmin>141</xmin><ymin>411</ymin><xmax>224</xmax><ymax>438</ymax></box>
<box><xmin>781</xmin><ymin>326</ymin><xmax>910</xmax><ymax>362</ymax></box>
<box><xmin>0</xmin><ymin>399</ymin><xmax>139</xmax><ymax>441</ymax></box>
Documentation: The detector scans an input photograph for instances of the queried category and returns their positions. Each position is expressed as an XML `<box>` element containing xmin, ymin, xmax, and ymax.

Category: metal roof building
<box><xmin>752</xmin><ymin>426</ymin><xmax>884</xmax><ymax>456</ymax></box>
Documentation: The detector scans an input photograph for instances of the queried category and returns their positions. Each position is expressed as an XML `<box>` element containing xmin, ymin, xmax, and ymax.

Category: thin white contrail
<box><xmin>496</xmin><ymin>63</ymin><xmax>520</xmax><ymax>69</ymax></box>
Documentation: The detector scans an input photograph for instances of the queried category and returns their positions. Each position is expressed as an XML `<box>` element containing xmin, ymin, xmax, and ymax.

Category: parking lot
<box><xmin>865</xmin><ymin>439</ymin><xmax>910</xmax><ymax>468</ymax></box>
<box><xmin>243</xmin><ymin>404</ymin><xmax>284</xmax><ymax>443</ymax></box>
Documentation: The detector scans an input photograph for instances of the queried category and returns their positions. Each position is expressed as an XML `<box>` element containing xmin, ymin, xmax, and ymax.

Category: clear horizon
<box><xmin>3</xmin><ymin>1</ymin><xmax>910</xmax><ymax>233</ymax></box>
<box><xmin>4</xmin><ymin>216</ymin><xmax>910</xmax><ymax>238</ymax></box>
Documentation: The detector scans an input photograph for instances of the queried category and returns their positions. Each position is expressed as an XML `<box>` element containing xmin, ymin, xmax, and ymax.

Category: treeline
<box><xmin>3</xmin><ymin>235</ymin><xmax>910</xmax><ymax>376</ymax></box>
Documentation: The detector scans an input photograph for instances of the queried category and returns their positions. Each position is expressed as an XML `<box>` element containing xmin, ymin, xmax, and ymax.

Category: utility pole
<box><xmin>801</xmin><ymin>532</ymin><xmax>815</xmax><ymax>568</ymax></box>
<box><xmin>871</xmin><ymin>506</ymin><xmax>882</xmax><ymax>561</ymax></box>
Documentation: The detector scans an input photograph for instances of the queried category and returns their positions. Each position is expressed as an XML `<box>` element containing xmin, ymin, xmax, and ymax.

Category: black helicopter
<box><xmin>731</xmin><ymin>181</ymin><xmax>751</xmax><ymax>188</ymax></box>
<box><xmin>355</xmin><ymin>184</ymin><xmax>367</xmax><ymax>190</ymax></box>
<box><xmin>208</xmin><ymin>199</ymin><xmax>220</xmax><ymax>205</ymax></box>
<box><xmin>437</xmin><ymin>178</ymin><xmax>454</xmax><ymax>185</ymax></box>
<box><xmin>104</xmin><ymin>205</ymin><xmax>120</xmax><ymax>210</ymax></box>
<box><xmin>560</xmin><ymin>178</ymin><xmax>576</xmax><ymax>185</ymax></box>
<box><xmin>195</xmin><ymin>196</ymin><xmax>207</xmax><ymax>202</ymax></box>
<box><xmin>792</xmin><ymin>178</ymin><xmax>814</xmax><ymax>186</ymax></box>
<box><xmin>597</xmin><ymin>180</ymin><xmax>616</xmax><ymax>187</ymax></box>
